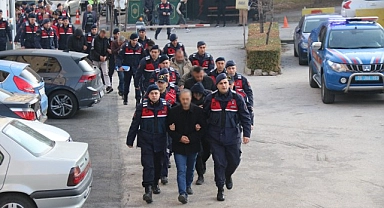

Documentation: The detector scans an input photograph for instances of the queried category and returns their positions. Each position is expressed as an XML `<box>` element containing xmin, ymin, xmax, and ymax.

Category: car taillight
<box><xmin>79</xmin><ymin>74</ymin><xmax>97</xmax><ymax>83</ymax></box>
<box><xmin>343</xmin><ymin>1</ymin><xmax>351</xmax><ymax>9</ymax></box>
<box><xmin>13</xmin><ymin>76</ymin><xmax>35</xmax><ymax>93</ymax></box>
<box><xmin>67</xmin><ymin>161</ymin><xmax>91</xmax><ymax>186</ymax></box>
<box><xmin>11</xmin><ymin>108</ymin><xmax>36</xmax><ymax>120</ymax></box>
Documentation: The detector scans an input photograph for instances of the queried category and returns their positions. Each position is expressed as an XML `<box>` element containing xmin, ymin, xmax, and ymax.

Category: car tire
<box><xmin>294</xmin><ymin>44</ymin><xmax>298</xmax><ymax>57</ymax></box>
<box><xmin>0</xmin><ymin>194</ymin><xmax>37</xmax><ymax>208</ymax></box>
<box><xmin>321</xmin><ymin>74</ymin><xmax>335</xmax><ymax>104</ymax></box>
<box><xmin>298</xmin><ymin>51</ymin><xmax>307</xmax><ymax>65</ymax></box>
<box><xmin>48</xmin><ymin>90</ymin><xmax>78</xmax><ymax>119</ymax></box>
<box><xmin>309</xmin><ymin>61</ymin><xmax>319</xmax><ymax>88</ymax></box>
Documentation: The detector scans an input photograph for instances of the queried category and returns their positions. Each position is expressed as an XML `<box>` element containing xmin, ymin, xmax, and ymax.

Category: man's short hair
<box><xmin>179</xmin><ymin>89</ymin><xmax>192</xmax><ymax>97</ymax></box>
<box><xmin>175</xmin><ymin>49</ymin><xmax>184</xmax><ymax>55</ymax></box>
<box><xmin>118</xmin><ymin>36</ymin><xmax>125</xmax><ymax>42</ymax></box>
<box><xmin>192</xmin><ymin>66</ymin><xmax>203</xmax><ymax>73</ymax></box>
<box><xmin>147</xmin><ymin>39</ymin><xmax>155</xmax><ymax>46</ymax></box>
<box><xmin>99</xmin><ymin>29</ymin><xmax>106</xmax><ymax>34</ymax></box>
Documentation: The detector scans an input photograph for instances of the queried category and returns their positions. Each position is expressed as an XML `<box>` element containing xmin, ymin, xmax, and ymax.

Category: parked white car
<box><xmin>341</xmin><ymin>0</ymin><xmax>384</xmax><ymax>17</ymax></box>
<box><xmin>0</xmin><ymin>117</ymin><xmax>92</xmax><ymax>208</ymax></box>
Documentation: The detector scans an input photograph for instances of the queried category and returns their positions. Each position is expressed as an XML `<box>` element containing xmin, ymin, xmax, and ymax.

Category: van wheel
<box><xmin>321</xmin><ymin>74</ymin><xmax>335</xmax><ymax>104</ymax></box>
<box><xmin>48</xmin><ymin>90</ymin><xmax>78</xmax><ymax>119</ymax></box>
<box><xmin>0</xmin><ymin>194</ymin><xmax>37</xmax><ymax>208</ymax></box>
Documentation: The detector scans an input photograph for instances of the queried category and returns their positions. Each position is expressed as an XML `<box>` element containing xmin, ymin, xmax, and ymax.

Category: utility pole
<box><xmin>110</xmin><ymin>0</ymin><xmax>114</xmax><ymax>36</ymax></box>
<box><xmin>124</xmin><ymin>0</ymin><xmax>128</xmax><ymax>32</ymax></box>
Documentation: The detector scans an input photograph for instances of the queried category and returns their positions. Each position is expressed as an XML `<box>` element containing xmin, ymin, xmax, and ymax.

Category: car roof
<box><xmin>328</xmin><ymin>22</ymin><xmax>383</xmax><ymax>30</ymax></box>
<box><xmin>304</xmin><ymin>14</ymin><xmax>342</xmax><ymax>20</ymax></box>
<box><xmin>0</xmin><ymin>49</ymin><xmax>88</xmax><ymax>60</ymax></box>
<box><xmin>0</xmin><ymin>59</ymin><xmax>29</xmax><ymax>70</ymax></box>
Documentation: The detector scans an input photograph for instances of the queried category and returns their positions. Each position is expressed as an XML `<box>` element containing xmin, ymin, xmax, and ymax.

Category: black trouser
<box><xmin>155</xmin><ymin>17</ymin><xmax>171</xmax><ymax>36</ymax></box>
<box><xmin>108</xmin><ymin>56</ymin><xmax>115</xmax><ymax>85</ymax></box>
<box><xmin>145</xmin><ymin>10</ymin><xmax>153</xmax><ymax>25</ymax></box>
<box><xmin>210</xmin><ymin>142</ymin><xmax>241</xmax><ymax>188</ymax></box>
<box><xmin>114</xmin><ymin>9</ymin><xmax>119</xmax><ymax>24</ymax></box>
<box><xmin>176</xmin><ymin>12</ymin><xmax>186</xmax><ymax>25</ymax></box>
<box><xmin>141</xmin><ymin>145</ymin><xmax>164</xmax><ymax>187</ymax></box>
<box><xmin>123</xmin><ymin>70</ymin><xmax>141</xmax><ymax>102</ymax></box>
<box><xmin>195</xmin><ymin>138</ymin><xmax>211</xmax><ymax>176</ymax></box>
<box><xmin>84</xmin><ymin>24</ymin><xmax>93</xmax><ymax>33</ymax></box>
<box><xmin>161</xmin><ymin>136</ymin><xmax>172</xmax><ymax>177</ymax></box>
<box><xmin>217</xmin><ymin>3</ymin><xmax>226</xmax><ymax>25</ymax></box>
<box><xmin>0</xmin><ymin>38</ymin><xmax>6</xmax><ymax>51</ymax></box>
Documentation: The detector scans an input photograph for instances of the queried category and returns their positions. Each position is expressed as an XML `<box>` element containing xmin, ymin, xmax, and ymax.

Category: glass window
<box><xmin>303</xmin><ymin>18</ymin><xmax>329</xmax><ymax>33</ymax></box>
<box><xmin>2</xmin><ymin>120</ymin><xmax>54</xmax><ymax>157</ymax></box>
<box><xmin>0</xmin><ymin>70</ymin><xmax>10</xmax><ymax>82</ymax></box>
<box><xmin>20</xmin><ymin>66</ymin><xmax>42</xmax><ymax>84</ymax></box>
<box><xmin>78</xmin><ymin>58</ymin><xmax>96</xmax><ymax>72</ymax></box>
<box><xmin>15</xmin><ymin>56</ymin><xmax>61</xmax><ymax>74</ymax></box>
<box><xmin>329</xmin><ymin>29</ymin><xmax>384</xmax><ymax>49</ymax></box>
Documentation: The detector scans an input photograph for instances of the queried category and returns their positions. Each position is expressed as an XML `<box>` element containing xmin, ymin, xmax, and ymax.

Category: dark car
<box><xmin>0</xmin><ymin>50</ymin><xmax>105</xmax><ymax>119</ymax></box>
<box><xmin>293</xmin><ymin>14</ymin><xmax>342</xmax><ymax>65</ymax></box>
<box><xmin>0</xmin><ymin>88</ymin><xmax>45</xmax><ymax>122</ymax></box>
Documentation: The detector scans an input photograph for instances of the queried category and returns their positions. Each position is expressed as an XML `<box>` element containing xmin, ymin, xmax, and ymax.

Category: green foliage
<box><xmin>246</xmin><ymin>23</ymin><xmax>281</xmax><ymax>73</ymax></box>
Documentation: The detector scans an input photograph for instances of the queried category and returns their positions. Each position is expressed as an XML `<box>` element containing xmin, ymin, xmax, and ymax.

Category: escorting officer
<box><xmin>116</xmin><ymin>33</ymin><xmax>144</xmax><ymax>105</ymax></box>
<box><xmin>149</xmin><ymin>55</ymin><xmax>180</xmax><ymax>86</ymax></box>
<box><xmin>56</xmin><ymin>3</ymin><xmax>70</xmax><ymax>20</ymax></box>
<box><xmin>58</xmin><ymin>16</ymin><xmax>75</xmax><ymax>50</ymax></box>
<box><xmin>189</xmin><ymin>41</ymin><xmax>214</xmax><ymax>74</ymax></box>
<box><xmin>36</xmin><ymin>6</ymin><xmax>45</xmax><ymax>24</ymax></box>
<box><xmin>86</xmin><ymin>25</ymin><xmax>98</xmax><ymax>58</ymax></box>
<box><xmin>167</xmin><ymin>89</ymin><xmax>207</xmax><ymax>204</ymax></box>
<box><xmin>155</xmin><ymin>0</ymin><xmax>173</xmax><ymax>40</ymax></box>
<box><xmin>208</xmin><ymin>57</ymin><xmax>226</xmax><ymax>83</ymax></box>
<box><xmin>20</xmin><ymin>13</ymin><xmax>40</xmax><ymax>49</ymax></box>
<box><xmin>82</xmin><ymin>4</ymin><xmax>98</xmax><ymax>33</ymax></box>
<box><xmin>163</xmin><ymin>34</ymin><xmax>187</xmax><ymax>59</ymax></box>
<box><xmin>138</xmin><ymin>27</ymin><xmax>151</xmax><ymax>50</ymax></box>
<box><xmin>203</xmin><ymin>73</ymin><xmax>251</xmax><ymax>201</ymax></box>
<box><xmin>225</xmin><ymin>60</ymin><xmax>254</xmax><ymax>126</ymax></box>
<box><xmin>36</xmin><ymin>19</ymin><xmax>58</xmax><ymax>49</ymax></box>
<box><xmin>0</xmin><ymin>10</ymin><xmax>12</xmax><ymax>51</ymax></box>
<box><xmin>135</xmin><ymin>45</ymin><xmax>160</xmax><ymax>97</ymax></box>
<box><xmin>127</xmin><ymin>84</ymin><xmax>171</xmax><ymax>204</ymax></box>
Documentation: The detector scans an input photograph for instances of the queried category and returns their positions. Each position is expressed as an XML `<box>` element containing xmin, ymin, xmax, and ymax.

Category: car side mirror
<box><xmin>295</xmin><ymin>28</ymin><xmax>301</xmax><ymax>33</ymax></box>
<box><xmin>312</xmin><ymin>42</ymin><xmax>322</xmax><ymax>50</ymax></box>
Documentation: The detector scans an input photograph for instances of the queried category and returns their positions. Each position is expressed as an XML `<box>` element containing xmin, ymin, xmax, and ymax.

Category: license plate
<box><xmin>39</xmin><ymin>88</ymin><xmax>45</xmax><ymax>95</ymax></box>
<box><xmin>99</xmin><ymin>90</ymin><xmax>104</xmax><ymax>97</ymax></box>
<box><xmin>354</xmin><ymin>76</ymin><xmax>380</xmax><ymax>81</ymax></box>
<box><xmin>36</xmin><ymin>109</ymin><xmax>41</xmax><ymax>120</ymax></box>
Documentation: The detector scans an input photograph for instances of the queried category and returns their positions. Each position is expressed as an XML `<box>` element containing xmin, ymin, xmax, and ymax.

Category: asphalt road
<box><xmin>47</xmin><ymin>25</ymin><xmax>384</xmax><ymax>207</ymax></box>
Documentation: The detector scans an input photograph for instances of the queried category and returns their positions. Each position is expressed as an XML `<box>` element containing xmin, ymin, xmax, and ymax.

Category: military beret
<box><xmin>129</xmin><ymin>33</ymin><xmax>138</xmax><ymax>40</ymax></box>
<box><xmin>150</xmin><ymin>45</ymin><xmax>159</xmax><ymax>51</ymax></box>
<box><xmin>216</xmin><ymin>73</ymin><xmax>228</xmax><ymax>85</ymax></box>
<box><xmin>225</xmin><ymin>60</ymin><xmax>236</xmax><ymax>68</ymax></box>
<box><xmin>158</xmin><ymin>54</ymin><xmax>169</xmax><ymax>63</ymax></box>
<box><xmin>28</xmin><ymin>13</ymin><xmax>36</xmax><ymax>18</ymax></box>
<box><xmin>197</xmin><ymin>41</ymin><xmax>206</xmax><ymax>47</ymax></box>
<box><xmin>215</xmin><ymin>57</ymin><xmax>225</xmax><ymax>62</ymax></box>
<box><xmin>169</xmin><ymin>33</ymin><xmax>177</xmax><ymax>41</ymax></box>
<box><xmin>42</xmin><ymin>18</ymin><xmax>50</xmax><ymax>25</ymax></box>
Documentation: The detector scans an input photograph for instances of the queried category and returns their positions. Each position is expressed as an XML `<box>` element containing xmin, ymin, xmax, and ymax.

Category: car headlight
<box><xmin>327</xmin><ymin>60</ymin><xmax>349</xmax><ymax>72</ymax></box>
<box><xmin>300</xmin><ymin>42</ymin><xmax>309</xmax><ymax>49</ymax></box>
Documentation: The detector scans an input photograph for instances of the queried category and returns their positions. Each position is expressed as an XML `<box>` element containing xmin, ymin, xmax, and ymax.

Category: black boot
<box><xmin>196</xmin><ymin>175</ymin><xmax>204</xmax><ymax>185</ymax></box>
<box><xmin>155</xmin><ymin>32</ymin><xmax>159</xmax><ymax>40</ymax></box>
<box><xmin>217</xmin><ymin>187</ymin><xmax>225</xmax><ymax>201</ymax></box>
<box><xmin>225</xmin><ymin>176</ymin><xmax>233</xmax><ymax>190</ymax></box>
<box><xmin>152</xmin><ymin>184</ymin><xmax>161</xmax><ymax>194</ymax></box>
<box><xmin>167</xmin><ymin>34</ymin><xmax>170</xmax><ymax>40</ymax></box>
<box><xmin>143</xmin><ymin>186</ymin><xmax>153</xmax><ymax>203</ymax></box>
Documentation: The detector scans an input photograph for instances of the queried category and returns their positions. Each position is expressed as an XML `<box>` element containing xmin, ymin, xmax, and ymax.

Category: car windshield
<box><xmin>78</xmin><ymin>58</ymin><xmax>96</xmax><ymax>72</ymax></box>
<box><xmin>303</xmin><ymin>18</ymin><xmax>330</xmax><ymax>33</ymax></box>
<box><xmin>2</xmin><ymin>120</ymin><xmax>54</xmax><ymax>157</ymax></box>
<box><xmin>328</xmin><ymin>29</ymin><xmax>384</xmax><ymax>49</ymax></box>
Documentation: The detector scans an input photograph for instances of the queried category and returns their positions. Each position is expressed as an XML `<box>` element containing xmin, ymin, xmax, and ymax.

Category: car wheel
<box><xmin>321</xmin><ymin>74</ymin><xmax>335</xmax><ymax>104</ymax></box>
<box><xmin>309</xmin><ymin>61</ymin><xmax>319</xmax><ymax>88</ymax></box>
<box><xmin>0</xmin><ymin>194</ymin><xmax>37</xmax><ymax>208</ymax></box>
<box><xmin>48</xmin><ymin>90</ymin><xmax>78</xmax><ymax>119</ymax></box>
<box><xmin>298</xmin><ymin>51</ymin><xmax>307</xmax><ymax>65</ymax></box>
<box><xmin>294</xmin><ymin>44</ymin><xmax>298</xmax><ymax>57</ymax></box>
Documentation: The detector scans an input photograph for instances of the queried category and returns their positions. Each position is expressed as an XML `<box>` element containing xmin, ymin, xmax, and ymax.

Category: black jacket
<box><xmin>90</xmin><ymin>35</ymin><xmax>110</xmax><ymax>61</ymax></box>
<box><xmin>67</xmin><ymin>29</ymin><xmax>87</xmax><ymax>53</ymax></box>
<box><xmin>167</xmin><ymin>104</ymin><xmax>206</xmax><ymax>155</ymax></box>
<box><xmin>184</xmin><ymin>76</ymin><xmax>216</xmax><ymax>92</ymax></box>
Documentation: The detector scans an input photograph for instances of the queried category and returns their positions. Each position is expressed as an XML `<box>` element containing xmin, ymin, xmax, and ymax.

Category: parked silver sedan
<box><xmin>0</xmin><ymin>117</ymin><xmax>92</xmax><ymax>208</ymax></box>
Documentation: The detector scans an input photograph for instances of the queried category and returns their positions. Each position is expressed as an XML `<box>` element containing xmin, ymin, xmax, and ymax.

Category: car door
<box><xmin>0</xmin><ymin>145</ymin><xmax>10</xmax><ymax>190</ymax></box>
<box><xmin>312</xmin><ymin>26</ymin><xmax>327</xmax><ymax>75</ymax></box>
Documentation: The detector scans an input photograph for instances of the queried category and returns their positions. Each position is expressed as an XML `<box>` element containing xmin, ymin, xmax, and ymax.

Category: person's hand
<box><xmin>163</xmin><ymin>12</ymin><xmax>166</xmax><ymax>15</ymax></box>
<box><xmin>195</xmin><ymin>124</ymin><xmax>201</xmax><ymax>131</ymax></box>
<box><xmin>9</xmin><ymin>41</ymin><xmax>12</xmax><ymax>44</ymax></box>
<box><xmin>167</xmin><ymin>12</ymin><xmax>170</xmax><ymax>15</ymax></box>
<box><xmin>100</xmin><ymin>55</ymin><xmax>104</xmax><ymax>61</ymax></box>
<box><xmin>83</xmin><ymin>45</ymin><xmax>87</xmax><ymax>50</ymax></box>
<box><xmin>169</xmin><ymin>123</ymin><xmax>175</xmax><ymax>131</ymax></box>
<box><xmin>128</xmin><ymin>145</ymin><xmax>133</xmax><ymax>148</ymax></box>
<box><xmin>243</xmin><ymin>137</ymin><xmax>250</xmax><ymax>144</ymax></box>
<box><xmin>107</xmin><ymin>49</ymin><xmax>111</xmax><ymax>54</ymax></box>
<box><xmin>251</xmin><ymin>125</ymin><xmax>254</xmax><ymax>130</ymax></box>
<box><xmin>180</xmin><ymin>136</ymin><xmax>190</xmax><ymax>144</ymax></box>
<box><xmin>198</xmin><ymin>105</ymin><xmax>203</xmax><ymax>108</ymax></box>
<box><xmin>135</xmin><ymin>87</ymin><xmax>140</xmax><ymax>91</ymax></box>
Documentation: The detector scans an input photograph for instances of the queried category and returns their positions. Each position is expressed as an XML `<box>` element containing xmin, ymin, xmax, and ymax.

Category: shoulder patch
<box><xmin>145</xmin><ymin>56</ymin><xmax>151</xmax><ymax>60</ymax></box>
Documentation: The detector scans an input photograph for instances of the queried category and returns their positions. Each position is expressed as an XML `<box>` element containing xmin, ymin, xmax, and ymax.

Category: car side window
<box><xmin>0</xmin><ymin>151</ymin><xmax>3</xmax><ymax>165</ymax></box>
<box><xmin>298</xmin><ymin>17</ymin><xmax>304</xmax><ymax>30</ymax></box>
<box><xmin>0</xmin><ymin>70</ymin><xmax>10</xmax><ymax>82</ymax></box>
<box><xmin>318</xmin><ymin>26</ymin><xmax>327</xmax><ymax>49</ymax></box>
<box><xmin>15</xmin><ymin>56</ymin><xmax>62</xmax><ymax>73</ymax></box>
<box><xmin>1</xmin><ymin>55</ymin><xmax>17</xmax><ymax>62</ymax></box>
